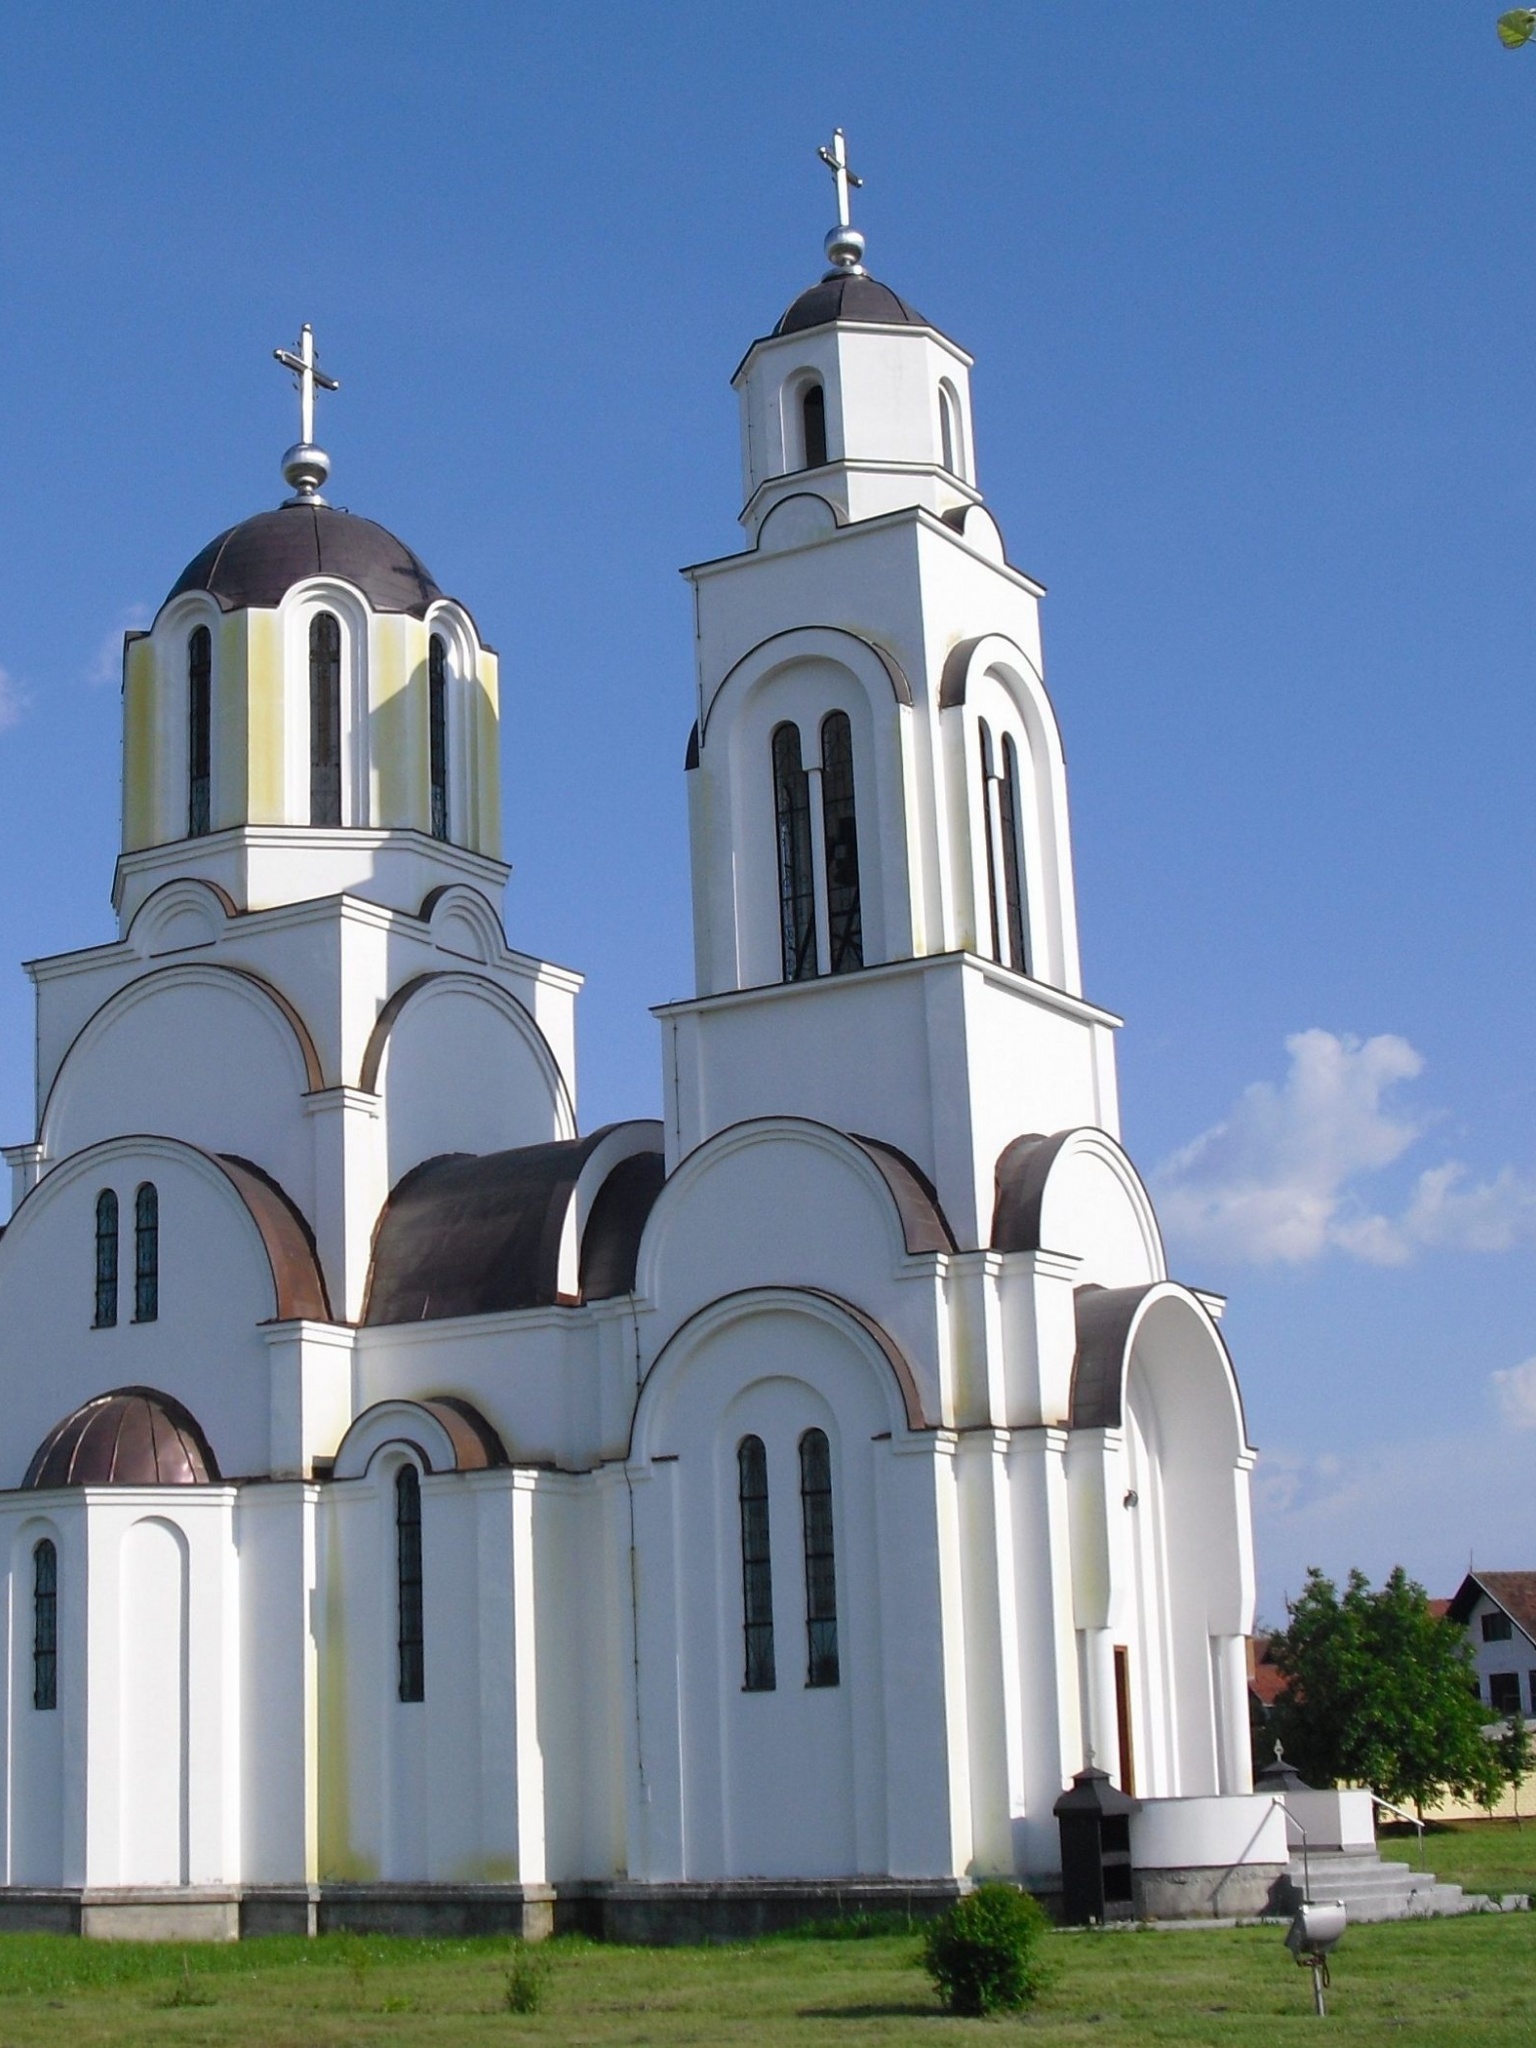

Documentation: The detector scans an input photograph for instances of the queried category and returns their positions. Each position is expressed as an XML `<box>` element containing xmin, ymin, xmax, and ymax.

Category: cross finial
<box><xmin>272</xmin><ymin>323</ymin><xmax>340</xmax><ymax>504</ymax></box>
<box><xmin>817</xmin><ymin>128</ymin><xmax>867</xmax><ymax>277</ymax></box>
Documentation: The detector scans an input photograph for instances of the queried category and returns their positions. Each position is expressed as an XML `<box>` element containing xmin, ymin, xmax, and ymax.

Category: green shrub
<box><xmin>503</xmin><ymin>1940</ymin><xmax>552</xmax><ymax>2014</ymax></box>
<box><xmin>920</xmin><ymin>1884</ymin><xmax>1051</xmax><ymax>2017</ymax></box>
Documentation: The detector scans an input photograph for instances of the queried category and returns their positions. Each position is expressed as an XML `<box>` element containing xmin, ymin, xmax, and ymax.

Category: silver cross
<box><xmin>272</xmin><ymin>323</ymin><xmax>339</xmax><ymax>449</ymax></box>
<box><xmin>817</xmin><ymin>129</ymin><xmax>863</xmax><ymax>230</ymax></box>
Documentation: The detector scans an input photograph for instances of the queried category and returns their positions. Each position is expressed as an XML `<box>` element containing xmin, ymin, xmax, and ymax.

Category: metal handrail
<box><xmin>1371</xmin><ymin>1793</ymin><xmax>1425</xmax><ymax>1865</ymax></box>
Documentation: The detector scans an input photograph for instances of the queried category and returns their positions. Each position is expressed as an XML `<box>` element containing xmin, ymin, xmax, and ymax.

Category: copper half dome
<box><xmin>23</xmin><ymin>1387</ymin><xmax>220</xmax><ymax>1489</ymax></box>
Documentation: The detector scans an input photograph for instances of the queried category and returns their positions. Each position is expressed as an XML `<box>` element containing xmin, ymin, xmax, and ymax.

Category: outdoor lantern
<box><xmin>1285</xmin><ymin>1897</ymin><xmax>1346</xmax><ymax>2016</ymax></box>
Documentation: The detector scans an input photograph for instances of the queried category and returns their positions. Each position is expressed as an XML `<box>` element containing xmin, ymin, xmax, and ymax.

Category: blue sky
<box><xmin>0</xmin><ymin>2</ymin><xmax>1531</xmax><ymax>1616</ymax></box>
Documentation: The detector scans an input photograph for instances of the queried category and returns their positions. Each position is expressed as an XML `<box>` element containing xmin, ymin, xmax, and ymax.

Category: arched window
<box><xmin>32</xmin><ymin>1540</ymin><xmax>57</xmax><ymax>1712</ymax></box>
<box><xmin>978</xmin><ymin>722</ymin><xmax>1002</xmax><ymax>963</ymax></box>
<box><xmin>187</xmin><ymin>626</ymin><xmax>212</xmax><ymax>837</ymax></box>
<box><xmin>801</xmin><ymin>382</ymin><xmax>828</xmax><ymax>469</ymax></box>
<box><xmin>978</xmin><ymin>722</ymin><xmax>1029</xmax><ymax>974</ymax></box>
<box><xmin>309</xmin><ymin>612</ymin><xmax>343</xmax><ymax>827</ymax></box>
<box><xmin>737</xmin><ymin>1435</ymin><xmax>775</xmax><ymax>1691</ymax></box>
<box><xmin>133</xmin><ymin>1182</ymin><xmax>158</xmax><ymax>1324</ymax></box>
<box><xmin>428</xmin><ymin>634</ymin><xmax>449</xmax><ymax>843</ymax></box>
<box><xmin>799</xmin><ymin>1429</ymin><xmax>839</xmax><ymax>1688</ymax></box>
<box><xmin>93</xmin><ymin>1189</ymin><xmax>118</xmax><ymax>1329</ymax></box>
<box><xmin>772</xmin><ymin>723</ymin><xmax>817</xmax><ymax>982</ymax></box>
<box><xmin>939</xmin><ymin>382</ymin><xmax>962</xmax><ymax>477</ymax></box>
<box><xmin>396</xmin><ymin>1463</ymin><xmax>424</xmax><ymax>1702</ymax></box>
<box><xmin>820</xmin><ymin>712</ymin><xmax>863</xmax><ymax>974</ymax></box>
<box><xmin>999</xmin><ymin>734</ymin><xmax>1029</xmax><ymax>975</ymax></box>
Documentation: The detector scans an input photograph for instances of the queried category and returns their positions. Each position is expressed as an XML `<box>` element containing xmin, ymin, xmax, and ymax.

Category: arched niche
<box><xmin>993</xmin><ymin>1128</ymin><xmax>1166</xmax><ymax>1285</ymax></box>
<box><xmin>939</xmin><ymin>633</ymin><xmax>1080</xmax><ymax>995</ymax></box>
<box><xmin>699</xmin><ymin>627</ymin><xmax>916</xmax><ymax>987</ymax></box>
<box><xmin>40</xmin><ymin>963</ymin><xmax>322</xmax><ymax>1214</ymax></box>
<box><xmin>360</xmin><ymin>971</ymin><xmax>575</xmax><ymax>1186</ymax></box>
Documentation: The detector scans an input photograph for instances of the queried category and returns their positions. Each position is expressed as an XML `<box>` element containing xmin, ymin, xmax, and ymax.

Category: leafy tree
<box><xmin>1268</xmin><ymin>1566</ymin><xmax>1503</xmax><ymax>1819</ymax></box>
<box><xmin>1500</xmin><ymin>10</ymin><xmax>1536</xmax><ymax>47</ymax></box>
<box><xmin>1496</xmin><ymin>1710</ymin><xmax>1532</xmax><ymax>1826</ymax></box>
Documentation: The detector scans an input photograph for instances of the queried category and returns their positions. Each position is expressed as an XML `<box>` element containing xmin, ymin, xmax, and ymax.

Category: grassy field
<box><xmin>1378</xmin><ymin>1816</ymin><xmax>1536</xmax><ymax>1899</ymax></box>
<box><xmin>0</xmin><ymin>1913</ymin><xmax>1524</xmax><ymax>2046</ymax></box>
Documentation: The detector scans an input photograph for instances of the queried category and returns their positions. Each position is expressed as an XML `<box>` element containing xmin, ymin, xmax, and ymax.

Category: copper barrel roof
<box><xmin>364</xmin><ymin>1125</ymin><xmax>665</xmax><ymax>1326</ymax></box>
<box><xmin>166</xmin><ymin>503</ymin><xmax>441</xmax><ymax>617</ymax></box>
<box><xmin>24</xmin><ymin>1386</ymin><xmax>220</xmax><ymax>1488</ymax></box>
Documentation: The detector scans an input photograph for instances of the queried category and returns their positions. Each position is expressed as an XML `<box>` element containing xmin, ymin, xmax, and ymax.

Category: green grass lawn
<box><xmin>0</xmin><ymin>1914</ymin><xmax>1524</xmax><ymax>2046</ymax></box>
<box><xmin>1378</xmin><ymin>1816</ymin><xmax>1536</xmax><ymax>1899</ymax></box>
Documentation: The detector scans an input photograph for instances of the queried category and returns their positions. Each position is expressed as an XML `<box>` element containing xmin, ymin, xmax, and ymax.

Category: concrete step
<box><xmin>1283</xmin><ymin>1851</ymin><xmax>1491</xmax><ymax>1922</ymax></box>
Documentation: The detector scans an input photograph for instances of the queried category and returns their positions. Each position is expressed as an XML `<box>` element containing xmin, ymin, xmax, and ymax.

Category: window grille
<box><xmin>309</xmin><ymin>613</ymin><xmax>343</xmax><ymax>826</ymax></box>
<box><xmin>188</xmin><ymin>626</ymin><xmax>212</xmax><ymax>837</ymax></box>
<box><xmin>799</xmin><ymin>1429</ymin><xmax>840</xmax><ymax>1687</ymax></box>
<box><xmin>133</xmin><ymin>1183</ymin><xmax>158</xmax><ymax>1324</ymax></box>
<box><xmin>396</xmin><ymin>1464</ymin><xmax>425</xmax><ymax>1702</ymax></box>
<box><xmin>998</xmin><ymin>734</ymin><xmax>1029</xmax><ymax>975</ymax></box>
<box><xmin>820</xmin><ymin>712</ymin><xmax>863</xmax><ymax>974</ymax></box>
<box><xmin>93</xmin><ymin>1189</ymin><xmax>118</xmax><ymax>1328</ymax></box>
<box><xmin>428</xmin><ymin>635</ymin><xmax>449</xmax><ymax>842</ymax></box>
<box><xmin>32</xmin><ymin>1539</ymin><xmax>57</xmax><ymax>1712</ymax></box>
<box><xmin>737</xmin><ymin>1436</ymin><xmax>776</xmax><ymax>1691</ymax></box>
<box><xmin>772</xmin><ymin>723</ymin><xmax>817</xmax><ymax>982</ymax></box>
<box><xmin>978</xmin><ymin>721</ymin><xmax>1001</xmax><ymax>962</ymax></box>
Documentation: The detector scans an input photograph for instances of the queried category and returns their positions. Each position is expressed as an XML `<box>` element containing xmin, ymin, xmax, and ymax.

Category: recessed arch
<box><xmin>992</xmin><ymin>1127</ymin><xmax>1165</xmax><ymax>1282</ymax></box>
<box><xmin>331</xmin><ymin>1396</ymin><xmax>509</xmax><ymax>1480</ymax></box>
<box><xmin>357</xmin><ymin>970</ymin><xmax>575</xmax><ymax>1138</ymax></box>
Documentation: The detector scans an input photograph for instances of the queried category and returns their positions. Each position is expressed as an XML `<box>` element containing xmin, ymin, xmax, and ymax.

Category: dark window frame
<box><xmin>93</xmin><ymin>1189</ymin><xmax>119</xmax><ymax>1329</ymax></box>
<box><xmin>998</xmin><ymin>733</ymin><xmax>1029</xmax><ymax>975</ymax></box>
<box><xmin>188</xmin><ymin>625</ymin><xmax>212</xmax><ymax>838</ymax></box>
<box><xmin>309</xmin><ymin>612</ymin><xmax>343</xmax><ymax>827</ymax></box>
<box><xmin>32</xmin><ymin>1538</ymin><xmax>57</xmax><ymax>1712</ymax></box>
<box><xmin>738</xmin><ymin>1435</ymin><xmax>776</xmax><ymax>1692</ymax></box>
<box><xmin>428</xmin><ymin>634</ymin><xmax>449</xmax><ymax>843</ymax></box>
<box><xmin>798</xmin><ymin>1428</ymin><xmax>840</xmax><ymax>1688</ymax></box>
<box><xmin>1488</xmin><ymin>1670</ymin><xmax>1521</xmax><ymax>1715</ymax></box>
<box><xmin>1483</xmin><ymin>1610</ymin><xmax>1514</xmax><ymax>1642</ymax></box>
<box><xmin>801</xmin><ymin>383</ymin><xmax>828</xmax><ymax>469</ymax></box>
<box><xmin>396</xmin><ymin>1463</ymin><xmax>425</xmax><ymax>1703</ymax></box>
<box><xmin>132</xmin><ymin>1182</ymin><xmax>158</xmax><ymax>1324</ymax></box>
<box><xmin>820</xmin><ymin>711</ymin><xmax>863</xmax><ymax>975</ymax></box>
<box><xmin>772</xmin><ymin>723</ymin><xmax>818</xmax><ymax>983</ymax></box>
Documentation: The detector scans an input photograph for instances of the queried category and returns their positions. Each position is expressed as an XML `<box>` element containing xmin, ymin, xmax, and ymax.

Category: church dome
<box><xmin>165</xmin><ymin>501</ymin><xmax>441</xmax><ymax>617</ymax></box>
<box><xmin>774</xmin><ymin>271</ymin><xmax>928</xmax><ymax>337</ymax></box>
<box><xmin>23</xmin><ymin>1386</ymin><xmax>220</xmax><ymax>1489</ymax></box>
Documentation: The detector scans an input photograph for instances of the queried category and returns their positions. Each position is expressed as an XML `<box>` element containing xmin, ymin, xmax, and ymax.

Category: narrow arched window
<box><xmin>738</xmin><ymin>1436</ymin><xmax>775</xmax><ymax>1691</ymax></box>
<box><xmin>428</xmin><ymin>635</ymin><xmax>449</xmax><ymax>843</ymax></box>
<box><xmin>939</xmin><ymin>383</ymin><xmax>961</xmax><ymax>477</ymax></box>
<box><xmin>93</xmin><ymin>1189</ymin><xmax>118</xmax><ymax>1329</ymax></box>
<box><xmin>772</xmin><ymin>723</ymin><xmax>817</xmax><ymax>982</ymax></box>
<box><xmin>309</xmin><ymin>612</ymin><xmax>343</xmax><ymax>827</ymax></box>
<box><xmin>799</xmin><ymin>1429</ymin><xmax>839</xmax><ymax>1687</ymax></box>
<box><xmin>187</xmin><ymin>626</ymin><xmax>211</xmax><ymax>837</ymax></box>
<box><xmin>133</xmin><ymin>1183</ymin><xmax>159</xmax><ymax>1323</ymax></box>
<box><xmin>820</xmin><ymin>712</ymin><xmax>863</xmax><ymax>974</ymax></box>
<box><xmin>32</xmin><ymin>1540</ymin><xmax>57</xmax><ymax>1712</ymax></box>
<box><xmin>978</xmin><ymin>720</ymin><xmax>1001</xmax><ymax>964</ymax></box>
<box><xmin>999</xmin><ymin>734</ymin><xmax>1029</xmax><ymax>975</ymax></box>
<box><xmin>396</xmin><ymin>1464</ymin><xmax>424</xmax><ymax>1702</ymax></box>
<box><xmin>801</xmin><ymin>382</ymin><xmax>828</xmax><ymax>469</ymax></box>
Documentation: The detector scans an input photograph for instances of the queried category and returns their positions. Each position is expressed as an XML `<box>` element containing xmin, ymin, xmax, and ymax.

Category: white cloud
<box><xmin>0</xmin><ymin>665</ymin><xmax>25</xmax><ymax>732</ymax></box>
<box><xmin>1491</xmin><ymin>1355</ymin><xmax>1536</xmax><ymax>1431</ymax></box>
<box><xmin>1156</xmin><ymin>1028</ymin><xmax>1536</xmax><ymax>1268</ymax></box>
<box><xmin>87</xmin><ymin>606</ymin><xmax>150</xmax><ymax>687</ymax></box>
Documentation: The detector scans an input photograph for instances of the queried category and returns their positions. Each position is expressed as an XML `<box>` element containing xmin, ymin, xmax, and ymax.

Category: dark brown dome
<box><xmin>166</xmin><ymin>502</ymin><xmax>441</xmax><ymax>617</ymax></box>
<box><xmin>24</xmin><ymin>1387</ymin><xmax>220</xmax><ymax>1489</ymax></box>
<box><xmin>774</xmin><ymin>271</ymin><xmax>928</xmax><ymax>337</ymax></box>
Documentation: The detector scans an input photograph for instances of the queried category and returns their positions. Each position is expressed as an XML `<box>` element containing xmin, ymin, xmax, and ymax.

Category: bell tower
<box><xmin>659</xmin><ymin>140</ymin><xmax>1122</xmax><ymax>1246</ymax></box>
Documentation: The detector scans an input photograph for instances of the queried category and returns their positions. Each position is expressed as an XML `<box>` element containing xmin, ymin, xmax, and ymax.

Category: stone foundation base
<box><xmin>0</xmin><ymin>1867</ymin><xmax>1285</xmax><ymax>1943</ymax></box>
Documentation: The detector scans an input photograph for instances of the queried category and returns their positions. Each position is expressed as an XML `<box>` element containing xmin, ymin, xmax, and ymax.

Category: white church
<box><xmin>0</xmin><ymin>142</ymin><xmax>1291</xmax><ymax>1938</ymax></box>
